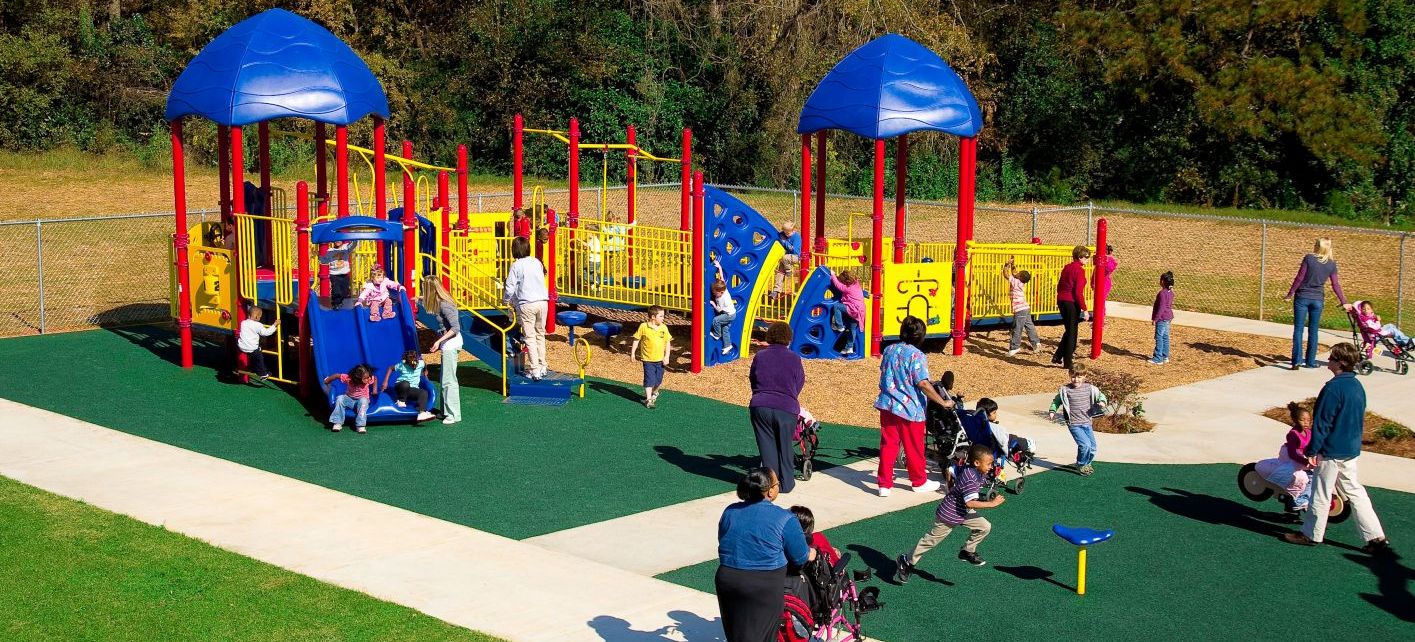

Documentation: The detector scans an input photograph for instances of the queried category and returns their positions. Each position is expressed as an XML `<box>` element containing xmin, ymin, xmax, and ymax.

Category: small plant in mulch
<box><xmin>1088</xmin><ymin>369</ymin><xmax>1155</xmax><ymax>433</ymax></box>
<box><xmin>1260</xmin><ymin>399</ymin><xmax>1415</xmax><ymax>460</ymax></box>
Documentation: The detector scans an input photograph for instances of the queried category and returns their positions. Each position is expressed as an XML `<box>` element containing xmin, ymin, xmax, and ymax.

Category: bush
<box><xmin>1088</xmin><ymin>368</ymin><xmax>1154</xmax><ymax>433</ymax></box>
<box><xmin>1377</xmin><ymin>422</ymin><xmax>1408</xmax><ymax>441</ymax></box>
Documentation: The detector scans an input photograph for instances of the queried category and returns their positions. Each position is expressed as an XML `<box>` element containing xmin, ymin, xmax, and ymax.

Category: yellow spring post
<box><xmin>1077</xmin><ymin>547</ymin><xmax>1088</xmax><ymax>595</ymax></box>
<box><xmin>575</xmin><ymin>337</ymin><xmax>591</xmax><ymax>398</ymax></box>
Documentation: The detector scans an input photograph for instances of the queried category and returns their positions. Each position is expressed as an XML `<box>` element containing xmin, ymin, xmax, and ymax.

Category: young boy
<box><xmin>896</xmin><ymin>443</ymin><xmax>1006</xmax><ymax>583</ymax></box>
<box><xmin>237</xmin><ymin>307</ymin><xmax>278</xmax><ymax>380</ymax></box>
<box><xmin>1048</xmin><ymin>363</ymin><xmax>1107</xmax><ymax>476</ymax></box>
<box><xmin>709</xmin><ymin>259</ymin><xmax>736</xmax><ymax>354</ymax></box>
<box><xmin>630</xmin><ymin>305</ymin><xmax>672</xmax><ymax>408</ymax></box>
<box><xmin>1003</xmin><ymin>257</ymin><xmax>1038</xmax><ymax>356</ymax></box>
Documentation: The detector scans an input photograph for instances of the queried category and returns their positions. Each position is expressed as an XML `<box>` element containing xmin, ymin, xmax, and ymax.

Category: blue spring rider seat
<box><xmin>591</xmin><ymin>321</ymin><xmax>622</xmax><ymax>349</ymax></box>
<box><xmin>1052</xmin><ymin>524</ymin><xmax>1114</xmax><ymax>596</ymax></box>
<box><xmin>557</xmin><ymin>310</ymin><xmax>588</xmax><ymax>344</ymax></box>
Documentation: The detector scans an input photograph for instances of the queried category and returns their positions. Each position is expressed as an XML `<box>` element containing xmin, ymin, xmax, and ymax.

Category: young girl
<box><xmin>323</xmin><ymin>364</ymin><xmax>378</xmax><ymax>434</ymax></box>
<box><xmin>356</xmin><ymin>265</ymin><xmax>403</xmax><ymax>322</ymax></box>
<box><xmin>709</xmin><ymin>259</ymin><xmax>736</xmax><ymax>354</ymax></box>
<box><xmin>826</xmin><ymin>268</ymin><xmax>865</xmax><ymax>356</ymax></box>
<box><xmin>1355</xmin><ymin>300</ymin><xmax>1414</xmax><ymax>356</ymax></box>
<box><xmin>1256</xmin><ymin>402</ymin><xmax>1315</xmax><ymax>512</ymax></box>
<box><xmin>1151</xmin><ymin>271</ymin><xmax>1175</xmax><ymax>364</ymax></box>
<box><xmin>382</xmin><ymin>350</ymin><xmax>435</xmax><ymax>422</ymax></box>
<box><xmin>1002</xmin><ymin>258</ymin><xmax>1038</xmax><ymax>356</ymax></box>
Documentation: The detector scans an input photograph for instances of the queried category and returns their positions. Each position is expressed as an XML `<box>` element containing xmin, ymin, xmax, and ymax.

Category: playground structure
<box><xmin>164</xmin><ymin>11</ymin><xmax>1110</xmax><ymax>414</ymax></box>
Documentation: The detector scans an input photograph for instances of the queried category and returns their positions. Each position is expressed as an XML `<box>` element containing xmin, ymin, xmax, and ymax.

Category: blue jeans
<box><xmin>1382</xmin><ymin>324</ymin><xmax>1411</xmax><ymax>346</ymax></box>
<box><xmin>826</xmin><ymin>301</ymin><xmax>858</xmax><ymax>349</ymax></box>
<box><xmin>711</xmin><ymin>311</ymin><xmax>735</xmax><ymax>346</ymax></box>
<box><xmin>1292</xmin><ymin>297</ymin><xmax>1325</xmax><ymax>367</ymax></box>
<box><xmin>1067</xmin><ymin>423</ymin><xmax>1097</xmax><ymax>466</ymax></box>
<box><xmin>1153</xmin><ymin>320</ymin><xmax>1171</xmax><ymax>362</ymax></box>
<box><xmin>1294</xmin><ymin>475</ymin><xmax>1314</xmax><ymax>509</ymax></box>
<box><xmin>330</xmin><ymin>395</ymin><xmax>369</xmax><ymax>427</ymax></box>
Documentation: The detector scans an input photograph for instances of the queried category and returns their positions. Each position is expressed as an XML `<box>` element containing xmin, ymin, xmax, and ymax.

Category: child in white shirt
<box><xmin>237</xmin><ymin>306</ymin><xmax>278</xmax><ymax>379</ymax></box>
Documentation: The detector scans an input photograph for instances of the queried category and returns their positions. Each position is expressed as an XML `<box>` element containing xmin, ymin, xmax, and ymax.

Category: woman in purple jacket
<box><xmin>1284</xmin><ymin>238</ymin><xmax>1352</xmax><ymax>370</ymax></box>
<box><xmin>749</xmin><ymin>322</ymin><xmax>806</xmax><ymax>493</ymax></box>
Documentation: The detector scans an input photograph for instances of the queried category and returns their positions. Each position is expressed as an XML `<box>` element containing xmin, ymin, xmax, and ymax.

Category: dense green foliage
<box><xmin>1</xmin><ymin>1</ymin><xmax>1411</xmax><ymax>221</ymax></box>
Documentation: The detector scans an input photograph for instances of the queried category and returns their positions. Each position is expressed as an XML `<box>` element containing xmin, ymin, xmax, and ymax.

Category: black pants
<box><xmin>715</xmin><ymin>564</ymin><xmax>786</xmax><ymax>642</ymax></box>
<box><xmin>750</xmin><ymin>406</ymin><xmax>797</xmax><ymax>493</ymax></box>
<box><xmin>1054</xmin><ymin>300</ymin><xmax>1081</xmax><ymax>370</ymax></box>
<box><xmin>244</xmin><ymin>348</ymin><xmax>268</xmax><ymax>376</ymax></box>
<box><xmin>330</xmin><ymin>273</ymin><xmax>351</xmax><ymax>307</ymax></box>
<box><xmin>394</xmin><ymin>381</ymin><xmax>429</xmax><ymax>411</ymax></box>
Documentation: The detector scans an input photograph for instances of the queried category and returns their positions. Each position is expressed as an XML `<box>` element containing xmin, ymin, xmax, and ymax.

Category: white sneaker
<box><xmin>442</xmin><ymin>417</ymin><xmax>458</xmax><ymax>425</ymax></box>
<box><xmin>722</xmin><ymin>345</ymin><xmax>733</xmax><ymax>354</ymax></box>
<box><xmin>331</xmin><ymin>424</ymin><xmax>343</xmax><ymax>432</ymax></box>
<box><xmin>396</xmin><ymin>401</ymin><xmax>407</xmax><ymax>408</ymax></box>
<box><xmin>878</xmin><ymin>487</ymin><xmax>892</xmax><ymax>498</ymax></box>
<box><xmin>1007</xmin><ymin>348</ymin><xmax>1021</xmax><ymax>356</ymax></box>
<box><xmin>416</xmin><ymin>411</ymin><xmax>434</xmax><ymax>421</ymax></box>
<box><xmin>913</xmin><ymin>480</ymin><xmax>942</xmax><ymax>493</ymax></box>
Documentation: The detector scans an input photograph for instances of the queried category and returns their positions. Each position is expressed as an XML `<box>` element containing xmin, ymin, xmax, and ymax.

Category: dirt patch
<box><xmin>1260</xmin><ymin>398</ymin><xmax>1415</xmax><ymax>460</ymax></box>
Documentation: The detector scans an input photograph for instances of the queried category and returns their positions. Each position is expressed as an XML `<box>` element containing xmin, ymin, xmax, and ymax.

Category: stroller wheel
<box><xmin>798</xmin><ymin>459</ymin><xmax>813</xmax><ymax>481</ymax></box>
<box><xmin>1397</xmin><ymin>361</ymin><xmax>1409</xmax><ymax>376</ymax></box>
<box><xmin>1013</xmin><ymin>476</ymin><xmax>1026</xmax><ymax>495</ymax></box>
<box><xmin>1357</xmin><ymin>360</ymin><xmax>1375</xmax><ymax>376</ymax></box>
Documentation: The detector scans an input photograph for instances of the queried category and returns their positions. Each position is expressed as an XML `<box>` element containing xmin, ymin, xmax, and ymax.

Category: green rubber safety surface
<box><xmin>658</xmin><ymin>463</ymin><xmax>1415</xmax><ymax>640</ymax></box>
<box><xmin>0</xmin><ymin>326</ymin><xmax>879</xmax><ymax>540</ymax></box>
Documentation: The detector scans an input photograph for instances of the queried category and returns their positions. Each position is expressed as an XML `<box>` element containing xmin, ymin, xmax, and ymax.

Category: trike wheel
<box><xmin>1357</xmin><ymin>360</ymin><xmax>1375</xmax><ymax>376</ymax></box>
<box><xmin>1238</xmin><ymin>463</ymin><xmax>1274</xmax><ymax>501</ymax></box>
<box><xmin>1397</xmin><ymin>361</ymin><xmax>1409</xmax><ymax>376</ymax></box>
<box><xmin>1328</xmin><ymin>494</ymin><xmax>1352</xmax><ymax>524</ymax></box>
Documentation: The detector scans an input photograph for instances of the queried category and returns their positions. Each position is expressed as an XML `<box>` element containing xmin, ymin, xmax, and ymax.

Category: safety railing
<box><xmin>967</xmin><ymin>242</ymin><xmax>1095</xmax><ymax>320</ymax></box>
<box><xmin>233</xmin><ymin>212</ymin><xmax>296</xmax><ymax>306</ymax></box>
<box><xmin>554</xmin><ymin>220</ymin><xmax>693</xmax><ymax>312</ymax></box>
<box><xmin>420</xmin><ymin>252</ymin><xmax>517</xmax><ymax>396</ymax></box>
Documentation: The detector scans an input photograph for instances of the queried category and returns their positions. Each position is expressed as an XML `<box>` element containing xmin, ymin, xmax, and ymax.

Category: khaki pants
<box><xmin>1303</xmin><ymin>455</ymin><xmax>1385</xmax><ymax>543</ymax></box>
<box><xmin>773</xmin><ymin>254</ymin><xmax>801</xmax><ymax>293</ymax></box>
<box><xmin>518</xmin><ymin>300</ymin><xmax>548</xmax><ymax>375</ymax></box>
<box><xmin>909</xmin><ymin>516</ymin><xmax>991</xmax><ymax>565</ymax></box>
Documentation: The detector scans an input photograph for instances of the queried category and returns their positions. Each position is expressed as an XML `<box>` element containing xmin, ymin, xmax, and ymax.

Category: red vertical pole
<box><xmin>814</xmin><ymin>131</ymin><xmax>828</xmax><ymax>254</ymax></box>
<box><xmin>335</xmin><ymin>126</ymin><xmax>349</xmax><ymax>219</ymax></box>
<box><xmin>869</xmin><ymin>140</ymin><xmax>885</xmax><ymax>358</ymax></box>
<box><xmin>217</xmin><ymin>125</ymin><xmax>231</xmax><ymax>227</ymax></box>
<box><xmin>295</xmin><ymin>181</ymin><xmax>311</xmax><ymax>396</ymax></box>
<box><xmin>952</xmin><ymin>137</ymin><xmax>977</xmax><ymax>356</ymax></box>
<box><xmin>799</xmin><ymin>134</ymin><xmax>812</xmax><ymax>280</ymax></box>
<box><xmin>373</xmin><ymin>117</ymin><xmax>387</xmax><ymax>218</ymax></box>
<box><xmin>546</xmin><ymin>209</ymin><xmax>559</xmax><ymax>332</ymax></box>
<box><xmin>315</xmin><ymin>123</ymin><xmax>328</xmax><ymax>218</ymax></box>
<box><xmin>402</xmin><ymin>140</ymin><xmax>414</xmax><ymax>220</ymax></box>
<box><xmin>568</xmin><ymin>117</ymin><xmax>580</xmax><ymax>237</ymax></box>
<box><xmin>627</xmin><ymin>124</ymin><xmax>637</xmax><ymax>277</ymax></box>
<box><xmin>513</xmin><ymin>113</ymin><xmax>524</xmax><ymax>211</ymax></box>
<box><xmin>691</xmin><ymin>171</ymin><xmax>705</xmax><ymax>374</ymax></box>
<box><xmin>401</xmin><ymin>179</ymin><xmax>417</xmax><ymax>313</ymax></box>
<box><xmin>170</xmin><ymin>119</ymin><xmax>193</xmax><ymax>369</ymax></box>
<box><xmin>1091</xmin><ymin>219</ymin><xmax>1108</xmax><ymax>360</ymax></box>
<box><xmin>457</xmin><ymin>145</ymin><xmax>469</xmax><ymax>231</ymax></box>
<box><xmin>893</xmin><ymin>134</ymin><xmax>909</xmax><ymax>265</ymax></box>
<box><xmin>258</xmin><ymin>122</ymin><xmax>272</xmax><ymax>265</ymax></box>
<box><xmin>680</xmin><ymin>128</ymin><xmax>692</xmax><ymax>232</ymax></box>
<box><xmin>439</xmin><ymin>171</ymin><xmax>451</xmax><ymax>291</ymax></box>
<box><xmin>230</xmin><ymin>125</ymin><xmax>248</xmax><ymax>375</ymax></box>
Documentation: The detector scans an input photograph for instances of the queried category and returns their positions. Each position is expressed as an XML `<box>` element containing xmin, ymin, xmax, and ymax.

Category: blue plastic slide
<box><xmin>307</xmin><ymin>289</ymin><xmax>438</xmax><ymax>423</ymax></box>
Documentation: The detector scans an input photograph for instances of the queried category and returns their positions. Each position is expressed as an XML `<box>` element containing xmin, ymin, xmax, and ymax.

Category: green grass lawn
<box><xmin>0</xmin><ymin>326</ymin><xmax>879</xmax><ymax>539</ymax></box>
<box><xmin>0</xmin><ymin>474</ymin><xmax>500</xmax><ymax>642</ymax></box>
<box><xmin>660</xmin><ymin>463</ymin><xmax>1415</xmax><ymax>639</ymax></box>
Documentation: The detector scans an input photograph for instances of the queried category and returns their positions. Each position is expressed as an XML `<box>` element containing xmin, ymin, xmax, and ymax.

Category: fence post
<box><xmin>1400</xmin><ymin>233</ymin><xmax>1407</xmax><ymax>327</ymax></box>
<box><xmin>1030</xmin><ymin>206</ymin><xmax>1038</xmax><ymax>241</ymax></box>
<box><xmin>35</xmin><ymin>221</ymin><xmax>45</xmax><ymax>334</ymax></box>
<box><xmin>1258</xmin><ymin>220</ymin><xmax>1267</xmax><ymax>321</ymax></box>
<box><xmin>1085</xmin><ymin>201</ymin><xmax>1094</xmax><ymax>246</ymax></box>
<box><xmin>477</xmin><ymin>195</ymin><xmax>483</xmax><ymax>213</ymax></box>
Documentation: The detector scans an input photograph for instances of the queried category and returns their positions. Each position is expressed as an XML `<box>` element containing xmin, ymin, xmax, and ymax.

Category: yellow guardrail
<box><xmin>967</xmin><ymin>242</ymin><xmax>1095</xmax><ymax>320</ymax></box>
<box><xmin>554</xmin><ymin>219</ymin><xmax>692</xmax><ymax>312</ymax></box>
<box><xmin>233</xmin><ymin>212</ymin><xmax>296</xmax><ymax>306</ymax></box>
<box><xmin>420</xmin><ymin>252</ymin><xmax>517</xmax><ymax>397</ymax></box>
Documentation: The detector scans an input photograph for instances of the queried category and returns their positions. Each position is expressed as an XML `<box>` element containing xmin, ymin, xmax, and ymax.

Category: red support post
<box><xmin>814</xmin><ymin>131</ymin><xmax>828</xmax><ymax>254</ymax></box>
<box><xmin>869</xmin><ymin>140</ymin><xmax>885</xmax><ymax>358</ymax></box>
<box><xmin>1091</xmin><ymin>219</ymin><xmax>1108</xmax><ymax>360</ymax></box>
<box><xmin>258</xmin><ymin>122</ymin><xmax>272</xmax><ymax>265</ymax></box>
<box><xmin>402</xmin><ymin>173</ymin><xmax>417</xmax><ymax>312</ymax></box>
<box><xmin>231</xmin><ymin>125</ymin><xmax>248</xmax><ymax>376</ymax></box>
<box><xmin>457</xmin><ymin>145</ymin><xmax>469</xmax><ymax>231</ymax></box>
<box><xmin>952</xmin><ymin>136</ymin><xmax>978</xmax><ymax>356</ymax></box>
<box><xmin>170</xmin><ymin>119</ymin><xmax>193</xmax><ymax>369</ymax></box>
<box><xmin>568</xmin><ymin>117</ymin><xmax>580</xmax><ymax>237</ymax></box>
<box><xmin>217</xmin><ymin>125</ymin><xmax>231</xmax><ymax>227</ymax></box>
<box><xmin>799</xmin><ymin>134</ymin><xmax>812</xmax><ymax>280</ymax></box>
<box><xmin>513</xmin><ymin>113</ymin><xmax>524</xmax><ymax>211</ymax></box>
<box><xmin>680</xmin><ymin>128</ymin><xmax>692</xmax><ymax>232</ymax></box>
<box><xmin>627</xmin><ymin>124</ymin><xmax>637</xmax><ymax>277</ymax></box>
<box><xmin>546</xmin><ymin>210</ymin><xmax>559</xmax><ymax>332</ymax></box>
<box><xmin>315</xmin><ymin>123</ymin><xmax>328</xmax><ymax>218</ymax></box>
<box><xmin>295</xmin><ymin>181</ymin><xmax>311</xmax><ymax>396</ymax></box>
<box><xmin>335</xmin><ymin>126</ymin><xmax>349</xmax><ymax>219</ymax></box>
<box><xmin>373</xmin><ymin>117</ymin><xmax>386</xmax><ymax>218</ymax></box>
<box><xmin>893</xmin><ymin>134</ymin><xmax>909</xmax><ymax>265</ymax></box>
<box><xmin>691</xmin><ymin>171</ymin><xmax>705</xmax><ymax>374</ymax></box>
<box><xmin>439</xmin><ymin>171</ymin><xmax>451</xmax><ymax>291</ymax></box>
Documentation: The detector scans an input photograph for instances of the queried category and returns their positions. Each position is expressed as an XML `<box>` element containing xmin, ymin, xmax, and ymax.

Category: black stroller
<box><xmin>794</xmin><ymin>410</ymin><xmax>822</xmax><ymax>481</ymax></box>
<box><xmin>1349</xmin><ymin>302</ymin><xmax>1413</xmax><ymax>376</ymax></box>
<box><xmin>924</xmin><ymin>373</ymin><xmax>1036</xmax><ymax>495</ymax></box>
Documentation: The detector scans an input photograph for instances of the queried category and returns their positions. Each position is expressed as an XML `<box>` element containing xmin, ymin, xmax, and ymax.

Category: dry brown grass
<box><xmin>1261</xmin><ymin>398</ymin><xmax>1415</xmax><ymax>460</ymax></box>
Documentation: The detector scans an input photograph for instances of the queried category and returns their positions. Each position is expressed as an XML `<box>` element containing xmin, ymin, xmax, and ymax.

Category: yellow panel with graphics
<box><xmin>881</xmin><ymin>261</ymin><xmax>953</xmax><ymax>338</ymax></box>
<box><xmin>169</xmin><ymin>222</ymin><xmax>237</xmax><ymax>332</ymax></box>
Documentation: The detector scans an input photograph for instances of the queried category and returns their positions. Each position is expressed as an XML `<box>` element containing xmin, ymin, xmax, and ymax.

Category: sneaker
<box><xmin>1362</xmin><ymin>538</ymin><xmax>1394</xmax><ymax>556</ymax></box>
<box><xmin>959</xmin><ymin>550</ymin><xmax>986</xmax><ymax>566</ymax></box>
<box><xmin>354</xmin><ymin>426</ymin><xmax>367</xmax><ymax>434</ymax></box>
<box><xmin>396</xmin><ymin>401</ymin><xmax>407</xmax><ymax>408</ymax></box>
<box><xmin>1007</xmin><ymin>348</ymin><xmax>1021</xmax><ymax>356</ymax></box>
<box><xmin>841</xmin><ymin>347</ymin><xmax>855</xmax><ymax>356</ymax></box>
<box><xmin>257</xmin><ymin>373</ymin><xmax>270</xmax><ymax>381</ymax></box>
<box><xmin>709</xmin><ymin>330</ymin><xmax>720</xmax><ymax>340</ymax></box>
<box><xmin>722</xmin><ymin>345</ymin><xmax>733</xmax><ymax>355</ymax></box>
<box><xmin>878</xmin><ymin>487</ymin><xmax>892</xmax><ymax>497</ymax></box>
<box><xmin>832</xmin><ymin>324</ymin><xmax>846</xmax><ymax>332</ymax></box>
<box><xmin>1078</xmin><ymin>464</ymin><xmax>1095</xmax><ymax>476</ymax></box>
<box><xmin>441</xmin><ymin>417</ymin><xmax>458</xmax><ymax>425</ymax></box>
<box><xmin>331</xmin><ymin>424</ymin><xmax>343</xmax><ymax>432</ymax></box>
<box><xmin>645</xmin><ymin>397</ymin><xmax>656</xmax><ymax>409</ymax></box>
<box><xmin>913</xmin><ymin>480</ymin><xmax>942</xmax><ymax>493</ymax></box>
<box><xmin>894</xmin><ymin>555</ymin><xmax>913</xmax><ymax>584</ymax></box>
<box><xmin>416</xmin><ymin>411</ymin><xmax>434</xmax><ymax>421</ymax></box>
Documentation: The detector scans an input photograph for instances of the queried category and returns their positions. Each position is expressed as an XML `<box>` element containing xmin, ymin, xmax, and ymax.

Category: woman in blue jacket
<box><xmin>716</xmin><ymin>468</ymin><xmax>811</xmax><ymax>642</ymax></box>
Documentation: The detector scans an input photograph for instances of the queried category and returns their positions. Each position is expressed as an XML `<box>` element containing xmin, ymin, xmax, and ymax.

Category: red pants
<box><xmin>878</xmin><ymin>409</ymin><xmax>928</xmax><ymax>489</ymax></box>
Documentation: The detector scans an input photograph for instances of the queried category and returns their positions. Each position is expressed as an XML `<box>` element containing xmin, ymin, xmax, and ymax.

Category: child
<box><xmin>1048</xmin><ymin>363</ymin><xmax>1107</xmax><ymax>476</ymax></box>
<box><xmin>772</xmin><ymin>220</ymin><xmax>802</xmax><ymax>296</ymax></box>
<box><xmin>511</xmin><ymin>207</ymin><xmax>532</xmax><ymax>239</ymax></box>
<box><xmin>825</xmin><ymin>268</ymin><xmax>865</xmax><ymax>356</ymax></box>
<box><xmin>237</xmin><ymin>306</ymin><xmax>278</xmax><ymax>380</ymax></box>
<box><xmin>584</xmin><ymin>224</ymin><xmax>604</xmax><ymax>290</ymax></box>
<box><xmin>790</xmin><ymin>505</ymin><xmax>840</xmax><ymax>565</ymax></box>
<box><xmin>895</xmin><ymin>443</ymin><xmax>1006</xmax><ymax>583</ymax></box>
<box><xmin>1355</xmin><ymin>300</ymin><xmax>1413</xmax><ymax>356</ymax></box>
<box><xmin>1256</xmin><ymin>401</ymin><xmax>1315</xmax><ymax>513</ymax></box>
<box><xmin>1151</xmin><ymin>271</ymin><xmax>1175</xmax><ymax>364</ymax></box>
<box><xmin>382</xmin><ymin>350</ymin><xmax>435</xmax><ymax>422</ymax></box>
<box><xmin>322</xmin><ymin>240</ymin><xmax>354</xmax><ymax>307</ymax></box>
<box><xmin>356</xmin><ymin>265</ymin><xmax>403</xmax><ymax>322</ymax></box>
<box><xmin>709</xmin><ymin>259</ymin><xmax>736</xmax><ymax>354</ymax></box>
<box><xmin>323</xmin><ymin>364</ymin><xmax>378</xmax><ymax>434</ymax></box>
<box><xmin>1002</xmin><ymin>258</ymin><xmax>1038</xmax><ymax>356</ymax></box>
<box><xmin>630</xmin><ymin>305</ymin><xmax>672</xmax><ymax>408</ymax></box>
<box><xmin>534</xmin><ymin>227</ymin><xmax>549</xmax><ymax>261</ymax></box>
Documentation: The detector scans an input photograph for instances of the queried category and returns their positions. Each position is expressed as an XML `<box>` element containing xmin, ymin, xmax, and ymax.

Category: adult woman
<box><xmin>1284</xmin><ymin>238</ymin><xmax>1351</xmax><ymax>370</ymax></box>
<box><xmin>874</xmin><ymin>315</ymin><xmax>954</xmax><ymax>497</ymax></box>
<box><xmin>504</xmin><ymin>236</ymin><xmax>550</xmax><ymax>380</ymax></box>
<box><xmin>749</xmin><ymin>322</ymin><xmax>805</xmax><ymax>493</ymax></box>
<box><xmin>422</xmin><ymin>277</ymin><xmax>463</xmax><ymax>425</ymax></box>
<box><xmin>716</xmin><ymin>468</ymin><xmax>811</xmax><ymax>642</ymax></box>
<box><xmin>1052</xmin><ymin>245</ymin><xmax>1091</xmax><ymax>370</ymax></box>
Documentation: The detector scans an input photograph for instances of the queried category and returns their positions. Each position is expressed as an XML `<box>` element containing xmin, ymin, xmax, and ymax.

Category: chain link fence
<box><xmin>4</xmin><ymin>184</ymin><xmax>1408</xmax><ymax>338</ymax></box>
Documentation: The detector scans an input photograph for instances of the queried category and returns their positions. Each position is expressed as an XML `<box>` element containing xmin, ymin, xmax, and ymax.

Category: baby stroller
<box><xmin>1348</xmin><ymin>305</ymin><xmax>1413</xmax><ymax>376</ymax></box>
<box><xmin>780</xmin><ymin>553</ymin><xmax>882</xmax><ymax>642</ymax></box>
<box><xmin>954</xmin><ymin>409</ymin><xmax>1037</xmax><ymax>496</ymax></box>
<box><xmin>794</xmin><ymin>410</ymin><xmax>822</xmax><ymax>481</ymax></box>
<box><xmin>923</xmin><ymin>374</ymin><xmax>969</xmax><ymax>473</ymax></box>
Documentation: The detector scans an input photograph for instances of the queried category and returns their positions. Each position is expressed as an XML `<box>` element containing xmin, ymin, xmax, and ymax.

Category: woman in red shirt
<box><xmin>1052</xmin><ymin>245</ymin><xmax>1091</xmax><ymax>370</ymax></box>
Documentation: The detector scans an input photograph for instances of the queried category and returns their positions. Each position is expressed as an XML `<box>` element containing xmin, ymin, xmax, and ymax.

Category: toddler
<box><xmin>323</xmin><ymin>364</ymin><xmax>378</xmax><ymax>434</ymax></box>
<box><xmin>322</xmin><ymin>240</ymin><xmax>353</xmax><ymax>307</ymax></box>
<box><xmin>511</xmin><ymin>207</ymin><xmax>532</xmax><ymax>239</ymax></box>
<box><xmin>895</xmin><ymin>443</ymin><xmax>1006</xmax><ymax>583</ymax></box>
<box><xmin>1151</xmin><ymin>271</ymin><xmax>1175</xmax><ymax>364</ymax></box>
<box><xmin>382</xmin><ymin>350</ymin><xmax>435</xmax><ymax>421</ymax></box>
<box><xmin>356</xmin><ymin>265</ymin><xmax>403</xmax><ymax>322</ymax></box>
<box><xmin>1002</xmin><ymin>258</ymin><xmax>1038</xmax><ymax>356</ymax></box>
<box><xmin>1256</xmin><ymin>401</ymin><xmax>1315</xmax><ymax>512</ymax></box>
<box><xmin>826</xmin><ymin>268</ymin><xmax>865</xmax><ymax>356</ymax></box>
<box><xmin>631</xmin><ymin>305</ymin><xmax>672</xmax><ymax>408</ymax></box>
<box><xmin>1355</xmin><ymin>300</ymin><xmax>1413</xmax><ymax>357</ymax></box>
<box><xmin>709</xmin><ymin>259</ymin><xmax>736</xmax><ymax>354</ymax></box>
<box><xmin>236</xmin><ymin>306</ymin><xmax>278</xmax><ymax>380</ymax></box>
<box><xmin>1048</xmin><ymin>362</ymin><xmax>1107</xmax><ymax>476</ymax></box>
<box><xmin>584</xmin><ymin>224</ymin><xmax>604</xmax><ymax>290</ymax></box>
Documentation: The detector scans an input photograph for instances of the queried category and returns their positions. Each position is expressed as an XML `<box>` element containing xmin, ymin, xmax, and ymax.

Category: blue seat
<box><xmin>591</xmin><ymin>321</ymin><xmax>622</xmax><ymax>349</ymax></box>
<box><xmin>1052</xmin><ymin>524</ymin><xmax>1115</xmax><ymax>547</ymax></box>
<box><xmin>557</xmin><ymin>310</ymin><xmax>589</xmax><ymax>343</ymax></box>
<box><xmin>622</xmin><ymin>276</ymin><xmax>647</xmax><ymax>289</ymax></box>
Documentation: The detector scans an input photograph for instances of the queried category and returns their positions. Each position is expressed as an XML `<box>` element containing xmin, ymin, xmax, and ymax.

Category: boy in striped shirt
<box><xmin>895</xmin><ymin>443</ymin><xmax>1006</xmax><ymax>583</ymax></box>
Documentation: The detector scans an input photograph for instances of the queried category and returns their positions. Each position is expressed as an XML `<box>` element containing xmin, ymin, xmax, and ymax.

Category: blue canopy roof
<box><xmin>165</xmin><ymin>9</ymin><xmax>389</xmax><ymax>126</ymax></box>
<box><xmin>797</xmin><ymin>34</ymin><xmax>982</xmax><ymax>140</ymax></box>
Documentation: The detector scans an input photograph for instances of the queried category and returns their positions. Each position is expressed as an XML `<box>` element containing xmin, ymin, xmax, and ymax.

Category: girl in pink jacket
<box><xmin>826</xmin><ymin>268</ymin><xmax>865</xmax><ymax>356</ymax></box>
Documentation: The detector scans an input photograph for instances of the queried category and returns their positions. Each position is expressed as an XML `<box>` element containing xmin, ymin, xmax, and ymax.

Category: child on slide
<box><xmin>1256</xmin><ymin>402</ymin><xmax>1315</xmax><ymax>513</ymax></box>
<box><xmin>356</xmin><ymin>264</ymin><xmax>404</xmax><ymax>322</ymax></box>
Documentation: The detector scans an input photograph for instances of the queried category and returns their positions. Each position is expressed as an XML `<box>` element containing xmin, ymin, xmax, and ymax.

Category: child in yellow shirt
<box><xmin>631</xmin><ymin>305</ymin><xmax>672</xmax><ymax>408</ymax></box>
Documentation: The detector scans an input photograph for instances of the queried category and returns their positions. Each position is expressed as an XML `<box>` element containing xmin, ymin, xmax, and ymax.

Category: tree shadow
<box><xmin>588</xmin><ymin>609</ymin><xmax>724</xmax><ymax>642</ymax></box>
<box><xmin>847</xmin><ymin>543</ymin><xmax>953</xmax><ymax>586</ymax></box>
<box><xmin>1343</xmin><ymin>551</ymin><xmax>1415</xmax><ymax>623</ymax></box>
<box><xmin>994</xmin><ymin>564</ymin><xmax>1074</xmax><ymax>592</ymax></box>
<box><xmin>655</xmin><ymin>446</ymin><xmax>757</xmax><ymax>484</ymax></box>
<box><xmin>1188</xmin><ymin>342</ymin><xmax>1286</xmax><ymax>366</ymax></box>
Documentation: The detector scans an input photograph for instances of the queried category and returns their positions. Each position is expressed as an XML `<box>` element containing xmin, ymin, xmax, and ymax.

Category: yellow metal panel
<box><xmin>968</xmin><ymin>243</ymin><xmax>1095</xmax><ymax>320</ymax></box>
<box><xmin>881</xmin><ymin>261</ymin><xmax>953</xmax><ymax>337</ymax></box>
